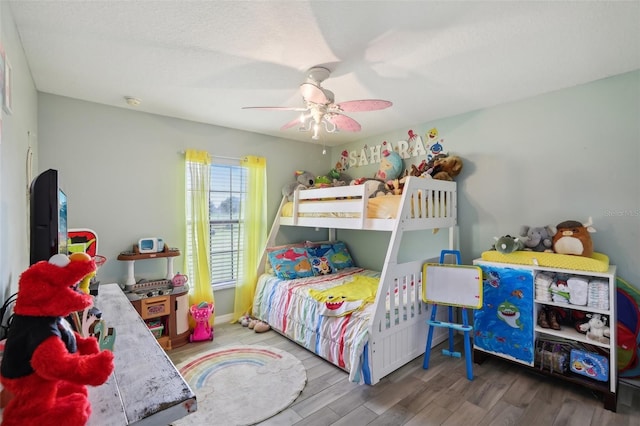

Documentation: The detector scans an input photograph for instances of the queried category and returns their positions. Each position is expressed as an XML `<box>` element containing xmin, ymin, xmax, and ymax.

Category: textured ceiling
<box><xmin>9</xmin><ymin>1</ymin><xmax>640</xmax><ymax>146</ymax></box>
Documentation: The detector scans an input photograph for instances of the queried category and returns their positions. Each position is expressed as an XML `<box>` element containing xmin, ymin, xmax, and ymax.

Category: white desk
<box><xmin>88</xmin><ymin>283</ymin><xmax>196</xmax><ymax>425</ymax></box>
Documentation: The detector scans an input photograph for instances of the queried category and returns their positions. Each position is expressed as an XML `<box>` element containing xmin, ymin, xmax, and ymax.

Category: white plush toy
<box><xmin>579</xmin><ymin>313</ymin><xmax>610</xmax><ymax>343</ymax></box>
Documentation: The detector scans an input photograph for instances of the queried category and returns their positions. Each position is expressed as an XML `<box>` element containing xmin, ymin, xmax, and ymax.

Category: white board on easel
<box><xmin>422</xmin><ymin>263</ymin><xmax>483</xmax><ymax>309</ymax></box>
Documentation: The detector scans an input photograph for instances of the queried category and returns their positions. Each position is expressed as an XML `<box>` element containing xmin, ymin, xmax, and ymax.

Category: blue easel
<box><xmin>421</xmin><ymin>250</ymin><xmax>482</xmax><ymax>381</ymax></box>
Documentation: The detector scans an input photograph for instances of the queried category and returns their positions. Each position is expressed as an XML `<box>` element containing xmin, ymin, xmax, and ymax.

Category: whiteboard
<box><xmin>422</xmin><ymin>263</ymin><xmax>483</xmax><ymax>309</ymax></box>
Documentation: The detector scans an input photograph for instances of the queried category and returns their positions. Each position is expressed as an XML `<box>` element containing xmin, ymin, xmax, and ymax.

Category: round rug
<box><xmin>173</xmin><ymin>345</ymin><xmax>307</xmax><ymax>426</ymax></box>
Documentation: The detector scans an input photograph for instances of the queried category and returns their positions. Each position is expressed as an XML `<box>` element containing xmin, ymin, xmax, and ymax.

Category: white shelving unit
<box><xmin>473</xmin><ymin>260</ymin><xmax>618</xmax><ymax>411</ymax></box>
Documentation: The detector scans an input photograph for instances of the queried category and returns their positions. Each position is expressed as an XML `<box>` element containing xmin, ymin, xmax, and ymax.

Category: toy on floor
<box><xmin>248</xmin><ymin>318</ymin><xmax>271</xmax><ymax>333</ymax></box>
<box><xmin>189</xmin><ymin>301</ymin><xmax>214</xmax><ymax>342</ymax></box>
<box><xmin>239</xmin><ymin>315</ymin><xmax>270</xmax><ymax>333</ymax></box>
<box><xmin>0</xmin><ymin>253</ymin><xmax>115</xmax><ymax>426</ymax></box>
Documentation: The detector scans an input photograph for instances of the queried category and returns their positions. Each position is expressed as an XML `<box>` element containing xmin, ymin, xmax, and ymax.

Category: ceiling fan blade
<box><xmin>242</xmin><ymin>106</ymin><xmax>307</xmax><ymax>111</ymax></box>
<box><xmin>300</xmin><ymin>82</ymin><xmax>329</xmax><ymax>104</ymax></box>
<box><xmin>327</xmin><ymin>114</ymin><xmax>361</xmax><ymax>132</ymax></box>
<box><xmin>336</xmin><ymin>99</ymin><xmax>393</xmax><ymax>112</ymax></box>
<box><xmin>280</xmin><ymin>117</ymin><xmax>302</xmax><ymax>131</ymax></box>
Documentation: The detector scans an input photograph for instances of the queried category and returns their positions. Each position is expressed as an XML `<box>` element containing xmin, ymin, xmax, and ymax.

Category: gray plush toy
<box><xmin>493</xmin><ymin>235</ymin><xmax>525</xmax><ymax>254</ymax></box>
<box><xmin>519</xmin><ymin>225</ymin><xmax>555</xmax><ymax>252</ymax></box>
<box><xmin>282</xmin><ymin>170</ymin><xmax>315</xmax><ymax>201</ymax></box>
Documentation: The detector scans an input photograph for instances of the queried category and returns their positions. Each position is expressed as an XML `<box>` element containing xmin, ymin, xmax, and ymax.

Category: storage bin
<box><xmin>147</xmin><ymin>323</ymin><xmax>164</xmax><ymax>339</ymax></box>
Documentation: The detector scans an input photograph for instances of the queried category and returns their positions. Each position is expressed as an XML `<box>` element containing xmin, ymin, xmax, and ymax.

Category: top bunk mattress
<box><xmin>279</xmin><ymin>176</ymin><xmax>457</xmax><ymax>231</ymax></box>
<box><xmin>282</xmin><ymin>195</ymin><xmax>401</xmax><ymax>219</ymax></box>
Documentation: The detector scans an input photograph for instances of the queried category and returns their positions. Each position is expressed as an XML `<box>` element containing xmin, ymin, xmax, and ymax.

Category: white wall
<box><xmin>0</xmin><ymin>3</ymin><xmax>39</xmax><ymax>300</ymax></box>
<box><xmin>37</xmin><ymin>94</ymin><xmax>330</xmax><ymax>315</ymax></box>
<box><xmin>333</xmin><ymin>71</ymin><xmax>640</xmax><ymax>288</ymax></box>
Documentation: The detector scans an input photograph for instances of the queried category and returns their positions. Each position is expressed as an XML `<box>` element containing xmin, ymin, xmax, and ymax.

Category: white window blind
<box><xmin>209</xmin><ymin>164</ymin><xmax>246</xmax><ymax>287</ymax></box>
<box><xmin>186</xmin><ymin>162</ymin><xmax>246</xmax><ymax>289</ymax></box>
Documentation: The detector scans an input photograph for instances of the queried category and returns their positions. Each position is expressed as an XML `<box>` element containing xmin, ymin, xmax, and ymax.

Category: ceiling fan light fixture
<box><xmin>243</xmin><ymin>66</ymin><xmax>391</xmax><ymax>141</ymax></box>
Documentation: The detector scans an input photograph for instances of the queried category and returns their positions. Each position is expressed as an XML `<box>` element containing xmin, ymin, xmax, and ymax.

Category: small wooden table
<box><xmin>87</xmin><ymin>283</ymin><xmax>196</xmax><ymax>425</ymax></box>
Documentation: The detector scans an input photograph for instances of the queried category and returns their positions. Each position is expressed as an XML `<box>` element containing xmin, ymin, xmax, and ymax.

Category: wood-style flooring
<box><xmin>168</xmin><ymin>322</ymin><xmax>640</xmax><ymax>426</ymax></box>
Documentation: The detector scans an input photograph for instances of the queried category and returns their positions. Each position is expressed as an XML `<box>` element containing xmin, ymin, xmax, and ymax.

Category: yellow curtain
<box><xmin>233</xmin><ymin>155</ymin><xmax>267</xmax><ymax>321</ymax></box>
<box><xmin>184</xmin><ymin>149</ymin><xmax>214</xmax><ymax>326</ymax></box>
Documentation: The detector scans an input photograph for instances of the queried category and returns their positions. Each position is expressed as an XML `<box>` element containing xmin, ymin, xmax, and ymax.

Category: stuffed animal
<box><xmin>579</xmin><ymin>313</ymin><xmax>610</xmax><ymax>343</ymax></box>
<box><xmin>493</xmin><ymin>235</ymin><xmax>525</xmax><ymax>254</ymax></box>
<box><xmin>282</xmin><ymin>170</ymin><xmax>315</xmax><ymax>201</ymax></box>
<box><xmin>350</xmin><ymin>178</ymin><xmax>388</xmax><ymax>198</ymax></box>
<box><xmin>552</xmin><ymin>218</ymin><xmax>596</xmax><ymax>257</ymax></box>
<box><xmin>384</xmin><ymin>176</ymin><xmax>408</xmax><ymax>195</ymax></box>
<box><xmin>328</xmin><ymin>168</ymin><xmax>352</xmax><ymax>186</ymax></box>
<box><xmin>409</xmin><ymin>159</ymin><xmax>429</xmax><ymax>177</ymax></box>
<box><xmin>314</xmin><ymin>175</ymin><xmax>332</xmax><ymax>188</ymax></box>
<box><xmin>375</xmin><ymin>150</ymin><xmax>404</xmax><ymax>181</ymax></box>
<box><xmin>0</xmin><ymin>253</ymin><xmax>114</xmax><ymax>426</ymax></box>
<box><xmin>520</xmin><ymin>225</ymin><xmax>555</xmax><ymax>252</ymax></box>
<box><xmin>428</xmin><ymin>154</ymin><xmax>463</xmax><ymax>181</ymax></box>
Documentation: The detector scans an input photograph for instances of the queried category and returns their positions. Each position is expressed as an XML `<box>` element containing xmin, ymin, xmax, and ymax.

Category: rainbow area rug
<box><xmin>173</xmin><ymin>345</ymin><xmax>306</xmax><ymax>426</ymax></box>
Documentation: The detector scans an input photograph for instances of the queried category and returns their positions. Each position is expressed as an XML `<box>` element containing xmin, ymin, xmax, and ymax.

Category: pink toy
<box><xmin>189</xmin><ymin>301</ymin><xmax>214</xmax><ymax>342</ymax></box>
<box><xmin>172</xmin><ymin>273</ymin><xmax>188</xmax><ymax>288</ymax></box>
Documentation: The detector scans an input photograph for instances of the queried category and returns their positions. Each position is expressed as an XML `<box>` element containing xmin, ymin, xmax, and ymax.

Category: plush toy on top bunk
<box><xmin>327</xmin><ymin>167</ymin><xmax>352</xmax><ymax>187</ymax></box>
<box><xmin>350</xmin><ymin>149</ymin><xmax>405</xmax><ymax>198</ymax></box>
<box><xmin>282</xmin><ymin>170</ymin><xmax>315</xmax><ymax>201</ymax></box>
<box><xmin>410</xmin><ymin>153</ymin><xmax>464</xmax><ymax>181</ymax></box>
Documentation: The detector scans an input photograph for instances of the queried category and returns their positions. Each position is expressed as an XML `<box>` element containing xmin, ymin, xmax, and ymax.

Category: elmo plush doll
<box><xmin>0</xmin><ymin>253</ymin><xmax>114</xmax><ymax>426</ymax></box>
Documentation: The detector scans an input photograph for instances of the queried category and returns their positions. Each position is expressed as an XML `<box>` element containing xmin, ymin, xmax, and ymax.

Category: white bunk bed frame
<box><xmin>256</xmin><ymin>176</ymin><xmax>458</xmax><ymax>384</ymax></box>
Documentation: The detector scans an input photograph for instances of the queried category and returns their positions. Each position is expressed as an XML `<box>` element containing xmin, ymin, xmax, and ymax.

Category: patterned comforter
<box><xmin>252</xmin><ymin>267</ymin><xmax>379</xmax><ymax>383</ymax></box>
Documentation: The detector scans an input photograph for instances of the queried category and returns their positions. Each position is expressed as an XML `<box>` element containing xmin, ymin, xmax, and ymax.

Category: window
<box><xmin>186</xmin><ymin>162</ymin><xmax>247</xmax><ymax>289</ymax></box>
<box><xmin>209</xmin><ymin>164</ymin><xmax>246</xmax><ymax>287</ymax></box>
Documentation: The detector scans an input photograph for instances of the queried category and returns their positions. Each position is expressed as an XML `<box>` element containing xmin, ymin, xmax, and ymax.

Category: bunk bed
<box><xmin>252</xmin><ymin>176</ymin><xmax>458</xmax><ymax>385</ymax></box>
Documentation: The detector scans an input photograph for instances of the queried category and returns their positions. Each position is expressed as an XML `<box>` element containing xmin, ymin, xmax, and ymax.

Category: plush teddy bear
<box><xmin>428</xmin><ymin>154</ymin><xmax>463</xmax><ymax>181</ymax></box>
<box><xmin>520</xmin><ymin>225</ymin><xmax>555</xmax><ymax>252</ymax></box>
<box><xmin>282</xmin><ymin>170</ymin><xmax>315</xmax><ymax>201</ymax></box>
<box><xmin>0</xmin><ymin>252</ymin><xmax>115</xmax><ymax>426</ymax></box>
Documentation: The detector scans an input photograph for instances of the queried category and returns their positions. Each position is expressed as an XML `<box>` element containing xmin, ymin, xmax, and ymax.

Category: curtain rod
<box><xmin>178</xmin><ymin>151</ymin><xmax>241</xmax><ymax>161</ymax></box>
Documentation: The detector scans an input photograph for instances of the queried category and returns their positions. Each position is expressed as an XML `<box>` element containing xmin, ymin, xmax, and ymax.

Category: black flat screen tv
<box><xmin>30</xmin><ymin>169</ymin><xmax>67</xmax><ymax>265</ymax></box>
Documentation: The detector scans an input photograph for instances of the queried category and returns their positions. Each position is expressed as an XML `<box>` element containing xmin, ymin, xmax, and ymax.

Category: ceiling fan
<box><xmin>242</xmin><ymin>67</ymin><xmax>392</xmax><ymax>140</ymax></box>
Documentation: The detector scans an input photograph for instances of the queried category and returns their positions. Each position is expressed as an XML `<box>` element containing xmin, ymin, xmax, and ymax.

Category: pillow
<box><xmin>309</xmin><ymin>251</ymin><xmax>337</xmax><ymax>276</ymax></box>
<box><xmin>265</xmin><ymin>243</ymin><xmax>305</xmax><ymax>275</ymax></box>
<box><xmin>305</xmin><ymin>242</ymin><xmax>334</xmax><ymax>257</ymax></box>
<box><xmin>267</xmin><ymin>246</ymin><xmax>314</xmax><ymax>280</ymax></box>
<box><xmin>329</xmin><ymin>241</ymin><xmax>355</xmax><ymax>270</ymax></box>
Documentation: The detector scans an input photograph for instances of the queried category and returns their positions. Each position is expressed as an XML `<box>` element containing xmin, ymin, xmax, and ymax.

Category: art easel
<box><xmin>422</xmin><ymin>250</ymin><xmax>482</xmax><ymax>380</ymax></box>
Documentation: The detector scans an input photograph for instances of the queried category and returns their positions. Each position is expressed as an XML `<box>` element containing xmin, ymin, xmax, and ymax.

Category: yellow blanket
<box><xmin>309</xmin><ymin>276</ymin><xmax>379</xmax><ymax>316</ymax></box>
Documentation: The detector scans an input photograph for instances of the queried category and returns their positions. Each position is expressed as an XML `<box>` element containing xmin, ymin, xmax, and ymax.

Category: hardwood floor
<box><xmin>168</xmin><ymin>322</ymin><xmax>640</xmax><ymax>425</ymax></box>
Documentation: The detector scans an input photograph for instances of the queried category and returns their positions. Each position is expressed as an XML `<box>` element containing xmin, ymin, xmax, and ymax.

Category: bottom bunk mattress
<box><xmin>252</xmin><ymin>267</ymin><xmax>380</xmax><ymax>383</ymax></box>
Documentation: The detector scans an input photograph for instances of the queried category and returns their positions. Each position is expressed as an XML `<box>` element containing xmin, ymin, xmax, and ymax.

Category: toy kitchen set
<box><xmin>117</xmin><ymin>238</ymin><xmax>191</xmax><ymax>350</ymax></box>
